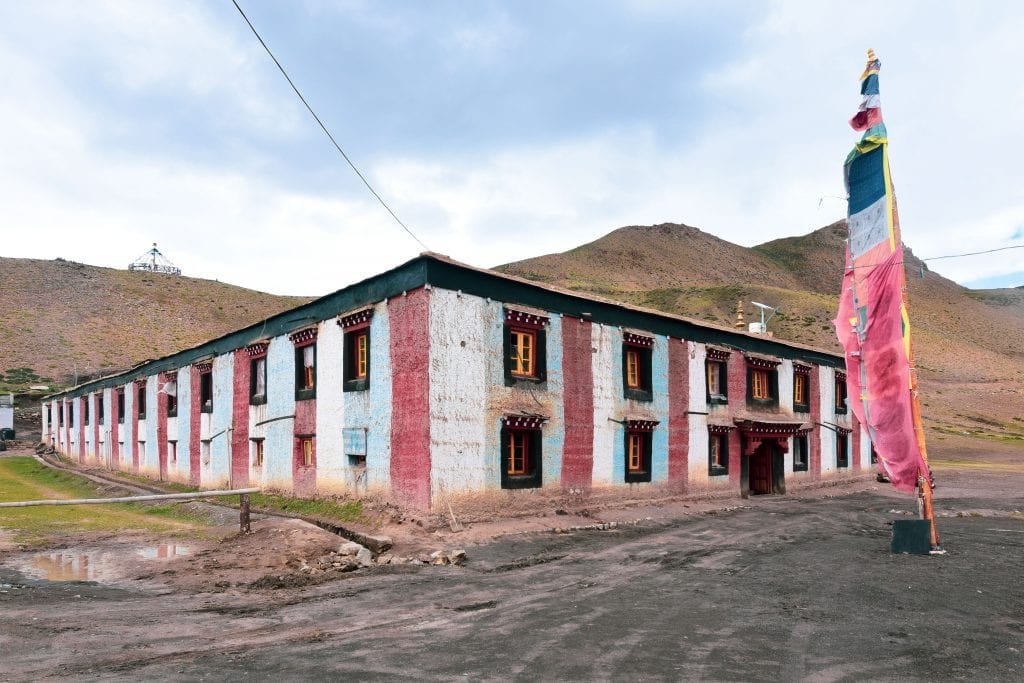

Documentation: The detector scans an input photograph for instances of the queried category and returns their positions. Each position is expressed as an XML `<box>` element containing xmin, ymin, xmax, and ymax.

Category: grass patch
<box><xmin>0</xmin><ymin>457</ymin><xmax>213</xmax><ymax>547</ymax></box>
<box><xmin>249</xmin><ymin>492</ymin><xmax>363</xmax><ymax>524</ymax></box>
<box><xmin>929</xmin><ymin>458</ymin><xmax>1024</xmax><ymax>473</ymax></box>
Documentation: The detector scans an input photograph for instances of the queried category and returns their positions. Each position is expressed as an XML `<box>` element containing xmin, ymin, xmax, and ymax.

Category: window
<box><xmin>252</xmin><ymin>438</ymin><xmax>265</xmax><ymax>468</ymax></box>
<box><xmin>870</xmin><ymin>445</ymin><xmax>878</xmax><ymax>464</ymax></box>
<box><xmin>624</xmin><ymin>428</ymin><xmax>653</xmax><ymax>483</ymax></box>
<box><xmin>793</xmin><ymin>370</ymin><xmax>809</xmax><ymax>411</ymax></box>
<box><xmin>621</xmin><ymin>334</ymin><xmax>653</xmax><ymax>401</ymax></box>
<box><xmin>835</xmin><ymin>372</ymin><xmax>848</xmax><ymax>414</ymax></box>
<box><xmin>297</xmin><ymin>436</ymin><xmax>315</xmax><ymax>468</ymax></box>
<box><xmin>166</xmin><ymin>379</ymin><xmax>178</xmax><ymax>417</ymax></box>
<box><xmin>343</xmin><ymin>327</ymin><xmax>371</xmax><ymax>392</ymax></box>
<box><xmin>138</xmin><ymin>384</ymin><xmax>147</xmax><ymax>419</ymax></box>
<box><xmin>295</xmin><ymin>343</ymin><xmax>316</xmax><ymax>400</ymax></box>
<box><xmin>138</xmin><ymin>441</ymin><xmax>146</xmax><ymax>459</ymax></box>
<box><xmin>169</xmin><ymin>440</ymin><xmax>177</xmax><ymax>465</ymax></box>
<box><xmin>836</xmin><ymin>432</ymin><xmax>850</xmax><ymax>468</ymax></box>
<box><xmin>201</xmin><ymin>439</ymin><xmax>211</xmax><ymax>466</ymax></box>
<box><xmin>706</xmin><ymin>359</ymin><xmax>728</xmax><ymax>404</ymax></box>
<box><xmin>58</xmin><ymin>405</ymin><xmax>64</xmax><ymax>427</ymax></box>
<box><xmin>509</xmin><ymin>329</ymin><xmax>535</xmax><ymax>378</ymax></box>
<box><xmin>83</xmin><ymin>398</ymin><xmax>90</xmax><ymax>425</ymax></box>
<box><xmin>98</xmin><ymin>395</ymin><xmax>105</xmax><ymax>424</ymax></box>
<box><xmin>200</xmin><ymin>371</ymin><xmax>213</xmax><ymax>413</ymax></box>
<box><xmin>116</xmin><ymin>389</ymin><xmax>125</xmax><ymax>424</ymax></box>
<box><xmin>500</xmin><ymin>422</ymin><xmax>543</xmax><ymax>489</ymax></box>
<box><xmin>502</xmin><ymin>309</ymin><xmax>547</xmax><ymax>385</ymax></box>
<box><xmin>68</xmin><ymin>403</ymin><xmax>74</xmax><ymax>424</ymax></box>
<box><xmin>708</xmin><ymin>430</ymin><xmax>729</xmax><ymax>476</ymax></box>
<box><xmin>751</xmin><ymin>369</ymin><xmax>770</xmax><ymax>399</ymax></box>
<box><xmin>746</xmin><ymin>361</ymin><xmax>779</xmax><ymax>408</ymax></box>
<box><xmin>250</xmin><ymin>356</ymin><xmax>267</xmax><ymax>405</ymax></box>
<box><xmin>793</xmin><ymin>435</ymin><xmax>809</xmax><ymax>472</ymax></box>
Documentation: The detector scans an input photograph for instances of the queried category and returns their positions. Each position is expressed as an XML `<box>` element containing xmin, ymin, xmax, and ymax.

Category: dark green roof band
<box><xmin>47</xmin><ymin>254</ymin><xmax>842</xmax><ymax>400</ymax></box>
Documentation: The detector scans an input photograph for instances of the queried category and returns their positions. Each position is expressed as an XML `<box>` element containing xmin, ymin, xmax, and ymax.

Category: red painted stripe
<box><xmin>110</xmin><ymin>393</ymin><xmax>119</xmax><ymax>468</ymax></box>
<box><xmin>131</xmin><ymin>385</ymin><xmax>140</xmax><ymax>473</ymax></box>
<box><xmin>189</xmin><ymin>369</ymin><xmax>201</xmax><ymax>487</ymax></box>
<box><xmin>560</xmin><ymin>317</ymin><xmax>594</xmax><ymax>491</ymax></box>
<box><xmin>293</xmin><ymin>396</ymin><xmax>316</xmax><ymax>496</ymax></box>
<box><xmin>92</xmin><ymin>394</ymin><xmax>100</xmax><ymax>462</ymax></box>
<box><xmin>668</xmin><ymin>340</ymin><xmax>690</xmax><ymax>484</ymax></box>
<box><xmin>157</xmin><ymin>382</ymin><xmax>168</xmax><ymax>481</ymax></box>
<box><xmin>727</xmin><ymin>351</ymin><xmax>744</xmax><ymax>485</ymax></box>
<box><xmin>77</xmin><ymin>397</ymin><xmax>85</xmax><ymax>463</ymax></box>
<box><xmin>232</xmin><ymin>351</ymin><xmax>252</xmax><ymax>489</ymax></box>
<box><xmin>389</xmin><ymin>288</ymin><xmax>431</xmax><ymax>510</ymax></box>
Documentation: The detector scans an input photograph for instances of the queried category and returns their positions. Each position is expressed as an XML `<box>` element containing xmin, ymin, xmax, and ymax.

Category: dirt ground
<box><xmin>1</xmin><ymin>439</ymin><xmax>1023</xmax><ymax>681</ymax></box>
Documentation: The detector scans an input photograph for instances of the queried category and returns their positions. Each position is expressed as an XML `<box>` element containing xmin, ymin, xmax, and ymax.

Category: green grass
<box><xmin>249</xmin><ymin>492</ymin><xmax>363</xmax><ymax>523</ymax></box>
<box><xmin>0</xmin><ymin>457</ymin><xmax>213</xmax><ymax>547</ymax></box>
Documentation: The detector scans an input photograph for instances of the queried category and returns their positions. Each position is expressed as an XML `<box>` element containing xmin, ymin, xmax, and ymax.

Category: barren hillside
<box><xmin>499</xmin><ymin>221</ymin><xmax>1024</xmax><ymax>447</ymax></box>
<box><xmin>0</xmin><ymin>257</ymin><xmax>309</xmax><ymax>389</ymax></box>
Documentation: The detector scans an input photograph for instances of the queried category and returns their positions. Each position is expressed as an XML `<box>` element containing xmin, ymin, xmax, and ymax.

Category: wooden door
<box><xmin>750</xmin><ymin>444</ymin><xmax>773</xmax><ymax>495</ymax></box>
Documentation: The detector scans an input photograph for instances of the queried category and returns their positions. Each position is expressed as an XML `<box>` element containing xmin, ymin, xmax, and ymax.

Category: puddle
<box><xmin>19</xmin><ymin>544</ymin><xmax>191</xmax><ymax>583</ymax></box>
<box><xmin>137</xmin><ymin>544</ymin><xmax>191</xmax><ymax>559</ymax></box>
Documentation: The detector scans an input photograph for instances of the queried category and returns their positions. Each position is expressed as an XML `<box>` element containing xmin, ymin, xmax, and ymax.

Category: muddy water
<box><xmin>22</xmin><ymin>544</ymin><xmax>191</xmax><ymax>582</ymax></box>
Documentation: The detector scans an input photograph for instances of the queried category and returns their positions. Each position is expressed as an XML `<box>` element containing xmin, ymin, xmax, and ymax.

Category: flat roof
<box><xmin>47</xmin><ymin>253</ymin><xmax>843</xmax><ymax>399</ymax></box>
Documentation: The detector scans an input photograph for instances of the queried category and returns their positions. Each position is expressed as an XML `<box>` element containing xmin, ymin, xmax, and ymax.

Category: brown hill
<box><xmin>0</xmin><ymin>257</ymin><xmax>308</xmax><ymax>390</ymax></box>
<box><xmin>499</xmin><ymin>222</ymin><xmax>1024</xmax><ymax>447</ymax></box>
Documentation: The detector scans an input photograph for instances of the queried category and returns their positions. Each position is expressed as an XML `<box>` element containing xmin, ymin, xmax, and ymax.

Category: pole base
<box><xmin>891</xmin><ymin>519</ymin><xmax>932</xmax><ymax>555</ymax></box>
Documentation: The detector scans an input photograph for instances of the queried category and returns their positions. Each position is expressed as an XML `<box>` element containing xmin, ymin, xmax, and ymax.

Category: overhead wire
<box><xmin>230</xmin><ymin>0</ymin><xmax>429</xmax><ymax>251</ymax></box>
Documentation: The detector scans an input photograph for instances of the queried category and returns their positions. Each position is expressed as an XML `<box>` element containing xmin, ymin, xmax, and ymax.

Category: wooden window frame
<box><xmin>137</xmin><ymin>384</ymin><xmax>147</xmax><ymax>420</ymax></box>
<box><xmin>706</xmin><ymin>360</ymin><xmax>728</xmax><ymax>405</ymax></box>
<box><xmin>834</xmin><ymin>374</ymin><xmax>848</xmax><ymax>414</ymax></box>
<box><xmin>294</xmin><ymin>343</ymin><xmax>317</xmax><ymax>401</ymax></box>
<box><xmin>296</xmin><ymin>436</ymin><xmax>315</xmax><ymax>468</ymax></box>
<box><xmin>83</xmin><ymin>397</ymin><xmax>90</xmax><ymax>425</ymax></box>
<box><xmin>624</xmin><ymin>429</ymin><xmax>653</xmax><ymax>483</ymax></box>
<box><xmin>503</xmin><ymin>322</ymin><xmax>547</xmax><ymax>386</ymax></box>
<box><xmin>793</xmin><ymin>371</ymin><xmax>809</xmax><ymax>412</ymax></box>
<box><xmin>746</xmin><ymin>364</ymin><xmax>779</xmax><ymax>408</ymax></box>
<box><xmin>836</xmin><ymin>432</ymin><xmax>850</xmax><ymax>468</ymax></box>
<box><xmin>252</xmin><ymin>438</ymin><xmax>265</xmax><ymax>468</ymax></box>
<box><xmin>792</xmin><ymin>434</ymin><xmax>809</xmax><ymax>472</ymax></box>
<box><xmin>621</xmin><ymin>342</ymin><xmax>653</xmax><ymax>402</ymax></box>
<box><xmin>708</xmin><ymin>430</ymin><xmax>729</xmax><ymax>476</ymax></box>
<box><xmin>343</xmin><ymin>323</ymin><xmax>371</xmax><ymax>392</ymax></box>
<box><xmin>97</xmin><ymin>394</ymin><xmax>105</xmax><ymax>425</ymax></box>
<box><xmin>250</xmin><ymin>356</ymin><xmax>267</xmax><ymax>405</ymax></box>
<box><xmin>166</xmin><ymin>379</ymin><xmax>178</xmax><ymax>418</ymax></box>
<box><xmin>199</xmin><ymin>371</ymin><xmax>213</xmax><ymax>414</ymax></box>
<box><xmin>169</xmin><ymin>440</ymin><xmax>177</xmax><ymax>465</ymax></box>
<box><xmin>509</xmin><ymin>328</ymin><xmax>537</xmax><ymax>379</ymax></box>
<box><xmin>500</xmin><ymin>426</ymin><xmax>542</xmax><ymax>489</ymax></box>
<box><xmin>116</xmin><ymin>389</ymin><xmax>125</xmax><ymax>424</ymax></box>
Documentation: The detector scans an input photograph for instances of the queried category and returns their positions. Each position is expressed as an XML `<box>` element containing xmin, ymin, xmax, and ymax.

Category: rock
<box><xmin>351</xmin><ymin>533</ymin><xmax>393</xmax><ymax>554</ymax></box>
<box><xmin>355</xmin><ymin>547</ymin><xmax>374</xmax><ymax>568</ymax></box>
<box><xmin>430</xmin><ymin>550</ymin><xmax>447</xmax><ymax>565</ymax></box>
<box><xmin>449</xmin><ymin>549</ymin><xmax>467</xmax><ymax>566</ymax></box>
<box><xmin>338</xmin><ymin>541</ymin><xmax>364</xmax><ymax>557</ymax></box>
<box><xmin>376</xmin><ymin>554</ymin><xmax>393</xmax><ymax>565</ymax></box>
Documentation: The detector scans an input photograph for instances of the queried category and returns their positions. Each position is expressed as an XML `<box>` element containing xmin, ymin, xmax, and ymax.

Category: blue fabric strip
<box><xmin>846</xmin><ymin>145</ymin><xmax>886</xmax><ymax>215</ymax></box>
<box><xmin>861</xmin><ymin>73</ymin><xmax>880</xmax><ymax>96</ymax></box>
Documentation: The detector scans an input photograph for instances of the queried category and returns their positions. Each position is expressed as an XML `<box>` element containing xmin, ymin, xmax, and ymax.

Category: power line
<box><xmin>230</xmin><ymin>0</ymin><xmax>429</xmax><ymax>251</ymax></box>
<box><xmin>920</xmin><ymin>244</ymin><xmax>1024</xmax><ymax>262</ymax></box>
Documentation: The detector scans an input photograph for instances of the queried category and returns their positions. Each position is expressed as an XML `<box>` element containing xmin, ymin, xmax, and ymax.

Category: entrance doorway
<box><xmin>749</xmin><ymin>442</ymin><xmax>774</xmax><ymax>495</ymax></box>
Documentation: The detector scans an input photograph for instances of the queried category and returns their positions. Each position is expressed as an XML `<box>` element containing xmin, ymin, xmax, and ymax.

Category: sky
<box><xmin>1</xmin><ymin>0</ymin><xmax>1022</xmax><ymax>296</ymax></box>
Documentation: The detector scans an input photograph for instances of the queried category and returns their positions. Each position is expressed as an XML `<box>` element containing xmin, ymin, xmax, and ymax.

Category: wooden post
<box><xmin>240</xmin><ymin>493</ymin><xmax>251</xmax><ymax>533</ymax></box>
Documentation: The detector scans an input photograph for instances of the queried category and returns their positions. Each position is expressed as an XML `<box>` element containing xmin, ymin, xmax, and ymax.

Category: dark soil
<box><xmin>2</xmin><ymin>443</ymin><xmax>1023</xmax><ymax>681</ymax></box>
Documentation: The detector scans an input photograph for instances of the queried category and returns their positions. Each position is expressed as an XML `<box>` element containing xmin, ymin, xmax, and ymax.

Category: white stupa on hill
<box><xmin>128</xmin><ymin>243</ymin><xmax>181</xmax><ymax>276</ymax></box>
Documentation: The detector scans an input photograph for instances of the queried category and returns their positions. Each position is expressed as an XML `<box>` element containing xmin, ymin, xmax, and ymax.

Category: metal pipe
<box><xmin>0</xmin><ymin>488</ymin><xmax>260</xmax><ymax>508</ymax></box>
